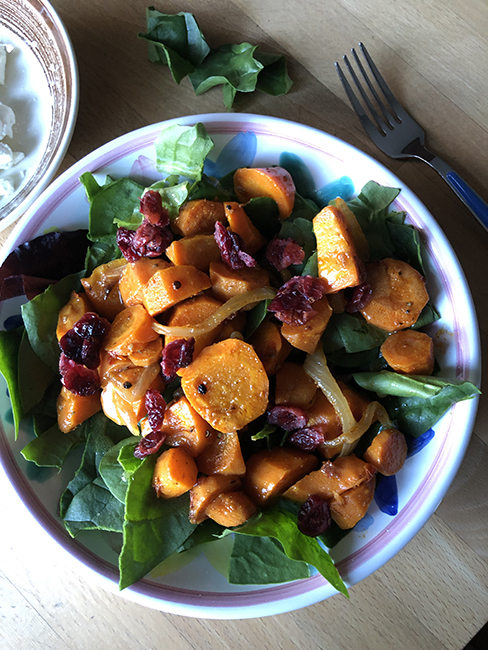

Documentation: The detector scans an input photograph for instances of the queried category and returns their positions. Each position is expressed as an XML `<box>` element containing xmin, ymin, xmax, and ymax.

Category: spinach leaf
<box><xmin>119</xmin><ymin>454</ymin><xmax>196</xmax><ymax>589</ymax></box>
<box><xmin>18</xmin><ymin>329</ymin><xmax>55</xmax><ymax>416</ymax></box>
<box><xmin>63</xmin><ymin>479</ymin><xmax>125</xmax><ymax>536</ymax></box>
<box><xmin>229</xmin><ymin>534</ymin><xmax>310</xmax><ymax>584</ymax></box>
<box><xmin>326</xmin><ymin>312</ymin><xmax>388</xmax><ymax>354</ymax></box>
<box><xmin>243</xmin><ymin>197</ymin><xmax>281</xmax><ymax>241</ymax></box>
<box><xmin>146</xmin><ymin>179</ymin><xmax>191</xmax><ymax>219</ymax></box>
<box><xmin>0</xmin><ymin>327</ymin><xmax>24</xmax><ymax>436</ymax></box>
<box><xmin>21</xmin><ymin>421</ymin><xmax>87</xmax><ymax>469</ymax></box>
<box><xmin>254</xmin><ymin>50</ymin><xmax>293</xmax><ymax>97</ymax></box>
<box><xmin>244</xmin><ymin>300</ymin><xmax>273</xmax><ymax>339</ymax></box>
<box><xmin>236</xmin><ymin>508</ymin><xmax>348</xmax><ymax>596</ymax></box>
<box><xmin>154</xmin><ymin>123</ymin><xmax>214</xmax><ymax>181</ymax></box>
<box><xmin>98</xmin><ymin>438</ymin><xmax>137</xmax><ymax>503</ymax></box>
<box><xmin>278</xmin><ymin>216</ymin><xmax>316</xmax><ymax>275</ymax></box>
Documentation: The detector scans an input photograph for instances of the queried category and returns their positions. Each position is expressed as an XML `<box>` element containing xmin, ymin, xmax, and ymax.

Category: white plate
<box><xmin>0</xmin><ymin>113</ymin><xmax>481</xmax><ymax>618</ymax></box>
<box><xmin>0</xmin><ymin>0</ymin><xmax>78</xmax><ymax>230</ymax></box>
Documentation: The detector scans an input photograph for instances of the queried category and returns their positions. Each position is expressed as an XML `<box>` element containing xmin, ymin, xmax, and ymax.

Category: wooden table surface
<box><xmin>1</xmin><ymin>1</ymin><xmax>487</xmax><ymax>648</ymax></box>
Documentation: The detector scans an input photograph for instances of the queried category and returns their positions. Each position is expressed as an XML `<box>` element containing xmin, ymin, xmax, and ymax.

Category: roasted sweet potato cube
<box><xmin>128</xmin><ymin>337</ymin><xmax>163</xmax><ymax>366</ymax></box>
<box><xmin>283</xmin><ymin>454</ymin><xmax>376</xmax><ymax>503</ymax></box>
<box><xmin>248</xmin><ymin>318</ymin><xmax>292</xmax><ymax>375</ymax></box>
<box><xmin>119</xmin><ymin>258</ymin><xmax>172</xmax><ymax>307</ymax></box>
<box><xmin>189</xmin><ymin>475</ymin><xmax>243</xmax><ymax>524</ymax></box>
<box><xmin>165</xmin><ymin>294</ymin><xmax>223</xmax><ymax>359</ymax></box>
<box><xmin>174</xmin><ymin>199</ymin><xmax>226</xmax><ymax>237</ymax></box>
<box><xmin>224</xmin><ymin>202</ymin><xmax>266</xmax><ymax>254</ymax></box>
<box><xmin>162</xmin><ymin>396</ymin><xmax>216</xmax><ymax>457</ymax></box>
<box><xmin>380</xmin><ymin>329</ymin><xmax>434</xmax><ymax>375</ymax></box>
<box><xmin>57</xmin><ymin>386</ymin><xmax>101</xmax><ymax>433</ymax></box>
<box><xmin>330</xmin><ymin>474</ymin><xmax>376</xmax><ymax>529</ymax></box>
<box><xmin>275</xmin><ymin>362</ymin><xmax>317</xmax><ymax>409</ymax></box>
<box><xmin>81</xmin><ymin>258</ymin><xmax>127</xmax><ymax>320</ymax></box>
<box><xmin>165</xmin><ymin>234</ymin><xmax>221</xmax><ymax>272</ymax></box>
<box><xmin>313</xmin><ymin>205</ymin><xmax>365</xmax><ymax>293</ymax></box>
<box><xmin>103</xmin><ymin>304</ymin><xmax>160</xmax><ymax>356</ymax></box>
<box><xmin>363</xmin><ymin>428</ymin><xmax>408</xmax><ymax>476</ymax></box>
<box><xmin>244</xmin><ymin>447</ymin><xmax>320</xmax><ymax>505</ymax></box>
<box><xmin>209</xmin><ymin>261</ymin><xmax>270</xmax><ymax>302</ymax></box>
<box><xmin>218</xmin><ymin>310</ymin><xmax>247</xmax><ymax>341</ymax></box>
<box><xmin>359</xmin><ymin>258</ymin><xmax>429</xmax><ymax>332</ymax></box>
<box><xmin>142</xmin><ymin>265</ymin><xmax>212</xmax><ymax>316</ymax></box>
<box><xmin>197</xmin><ymin>431</ymin><xmax>246</xmax><ymax>476</ymax></box>
<box><xmin>205</xmin><ymin>491</ymin><xmax>257</xmax><ymax>527</ymax></box>
<box><xmin>152</xmin><ymin>447</ymin><xmax>198</xmax><ymax>499</ymax></box>
<box><xmin>233</xmin><ymin>167</ymin><xmax>296</xmax><ymax>220</ymax></box>
<box><xmin>56</xmin><ymin>291</ymin><xmax>93</xmax><ymax>340</ymax></box>
<box><xmin>329</xmin><ymin>197</ymin><xmax>369</xmax><ymax>261</ymax></box>
<box><xmin>281</xmin><ymin>296</ymin><xmax>333</xmax><ymax>353</ymax></box>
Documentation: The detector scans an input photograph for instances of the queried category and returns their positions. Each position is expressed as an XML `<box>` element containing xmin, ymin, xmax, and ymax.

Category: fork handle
<box><xmin>427</xmin><ymin>157</ymin><xmax>488</xmax><ymax>231</ymax></box>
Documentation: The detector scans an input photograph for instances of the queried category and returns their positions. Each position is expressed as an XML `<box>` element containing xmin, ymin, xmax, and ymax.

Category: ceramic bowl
<box><xmin>0</xmin><ymin>113</ymin><xmax>480</xmax><ymax>618</ymax></box>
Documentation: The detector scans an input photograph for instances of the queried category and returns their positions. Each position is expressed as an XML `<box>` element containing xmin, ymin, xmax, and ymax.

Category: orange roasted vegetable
<box><xmin>205</xmin><ymin>491</ymin><xmax>257</xmax><ymax>527</ymax></box>
<box><xmin>56</xmin><ymin>386</ymin><xmax>101</xmax><ymax>433</ymax></box>
<box><xmin>180</xmin><ymin>338</ymin><xmax>269</xmax><ymax>433</ymax></box>
<box><xmin>380</xmin><ymin>329</ymin><xmax>434</xmax><ymax>375</ymax></box>
<box><xmin>56</xmin><ymin>291</ymin><xmax>93</xmax><ymax>340</ymax></box>
<box><xmin>275</xmin><ymin>362</ymin><xmax>317</xmax><ymax>409</ymax></box>
<box><xmin>119</xmin><ymin>258</ymin><xmax>172</xmax><ymax>307</ymax></box>
<box><xmin>142</xmin><ymin>265</ymin><xmax>212</xmax><ymax>316</ymax></box>
<box><xmin>281</xmin><ymin>296</ymin><xmax>333</xmax><ymax>353</ymax></box>
<box><xmin>244</xmin><ymin>447</ymin><xmax>320</xmax><ymax>506</ymax></box>
<box><xmin>161</xmin><ymin>396</ymin><xmax>216</xmax><ymax>457</ymax></box>
<box><xmin>81</xmin><ymin>258</ymin><xmax>127</xmax><ymax>321</ymax></box>
<box><xmin>209</xmin><ymin>260</ymin><xmax>270</xmax><ymax>302</ymax></box>
<box><xmin>224</xmin><ymin>202</ymin><xmax>266</xmax><ymax>254</ymax></box>
<box><xmin>329</xmin><ymin>475</ymin><xmax>376</xmax><ymax>529</ymax></box>
<box><xmin>363</xmin><ymin>428</ymin><xmax>408</xmax><ymax>476</ymax></box>
<box><xmin>189</xmin><ymin>475</ymin><xmax>242</xmax><ymax>524</ymax></box>
<box><xmin>313</xmin><ymin>205</ymin><xmax>365</xmax><ymax>293</ymax></box>
<box><xmin>128</xmin><ymin>337</ymin><xmax>163</xmax><ymax>366</ymax></box>
<box><xmin>196</xmin><ymin>431</ymin><xmax>246</xmax><ymax>476</ymax></box>
<box><xmin>329</xmin><ymin>197</ymin><xmax>369</xmax><ymax>261</ymax></box>
<box><xmin>152</xmin><ymin>447</ymin><xmax>198</xmax><ymax>499</ymax></box>
<box><xmin>248</xmin><ymin>318</ymin><xmax>291</xmax><ymax>375</ymax></box>
<box><xmin>103</xmin><ymin>304</ymin><xmax>159</xmax><ymax>356</ymax></box>
<box><xmin>173</xmin><ymin>199</ymin><xmax>226</xmax><ymax>236</ymax></box>
<box><xmin>360</xmin><ymin>258</ymin><xmax>429</xmax><ymax>332</ymax></box>
<box><xmin>165</xmin><ymin>294</ymin><xmax>223</xmax><ymax>359</ymax></box>
<box><xmin>165</xmin><ymin>234</ymin><xmax>221</xmax><ymax>272</ymax></box>
<box><xmin>233</xmin><ymin>167</ymin><xmax>295</xmax><ymax>220</ymax></box>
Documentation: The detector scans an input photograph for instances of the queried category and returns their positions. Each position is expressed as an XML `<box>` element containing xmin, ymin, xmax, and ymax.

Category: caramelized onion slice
<box><xmin>152</xmin><ymin>286</ymin><xmax>276</xmax><ymax>338</ymax></box>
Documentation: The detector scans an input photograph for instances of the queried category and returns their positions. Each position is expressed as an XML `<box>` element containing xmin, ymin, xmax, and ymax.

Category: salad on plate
<box><xmin>0</xmin><ymin>123</ymin><xmax>480</xmax><ymax>596</ymax></box>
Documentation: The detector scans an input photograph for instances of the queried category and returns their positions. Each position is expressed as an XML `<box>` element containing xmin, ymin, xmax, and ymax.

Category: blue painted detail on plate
<box><xmin>279</xmin><ymin>152</ymin><xmax>316</xmax><ymax>199</ymax></box>
<box><xmin>374</xmin><ymin>475</ymin><xmax>398</xmax><ymax>516</ymax></box>
<box><xmin>4</xmin><ymin>408</ymin><xmax>14</xmax><ymax>425</ymax></box>
<box><xmin>406</xmin><ymin>428</ymin><xmax>435</xmax><ymax>458</ymax></box>
<box><xmin>354</xmin><ymin>512</ymin><xmax>374</xmax><ymax>532</ymax></box>
<box><xmin>204</xmin><ymin>131</ymin><xmax>257</xmax><ymax>178</ymax></box>
<box><xmin>313</xmin><ymin>176</ymin><xmax>355</xmax><ymax>207</ymax></box>
<box><xmin>3</xmin><ymin>314</ymin><xmax>23</xmax><ymax>330</ymax></box>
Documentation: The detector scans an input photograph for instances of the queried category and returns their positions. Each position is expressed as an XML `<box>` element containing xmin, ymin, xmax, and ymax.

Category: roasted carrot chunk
<box><xmin>233</xmin><ymin>167</ymin><xmax>295</xmax><ymax>220</ymax></box>
<box><xmin>103</xmin><ymin>304</ymin><xmax>159</xmax><ymax>356</ymax></box>
<box><xmin>152</xmin><ymin>447</ymin><xmax>198</xmax><ymax>499</ymax></box>
<box><xmin>142</xmin><ymin>265</ymin><xmax>212</xmax><ymax>316</ymax></box>
<box><xmin>162</xmin><ymin>396</ymin><xmax>216</xmax><ymax>457</ymax></box>
<box><xmin>196</xmin><ymin>431</ymin><xmax>246</xmax><ymax>476</ymax></box>
<box><xmin>81</xmin><ymin>258</ymin><xmax>127</xmax><ymax>320</ymax></box>
<box><xmin>281</xmin><ymin>296</ymin><xmax>333</xmax><ymax>353</ymax></box>
<box><xmin>180</xmin><ymin>338</ymin><xmax>269</xmax><ymax>433</ymax></box>
<box><xmin>275</xmin><ymin>362</ymin><xmax>317</xmax><ymax>409</ymax></box>
<box><xmin>360</xmin><ymin>258</ymin><xmax>429</xmax><ymax>332</ymax></box>
<box><xmin>209</xmin><ymin>260</ymin><xmax>270</xmax><ymax>301</ymax></box>
<box><xmin>380</xmin><ymin>329</ymin><xmax>434</xmax><ymax>375</ymax></box>
<box><xmin>56</xmin><ymin>291</ymin><xmax>93</xmax><ymax>340</ymax></box>
<box><xmin>56</xmin><ymin>386</ymin><xmax>101</xmax><ymax>433</ymax></box>
<box><xmin>248</xmin><ymin>318</ymin><xmax>292</xmax><ymax>375</ymax></box>
<box><xmin>313</xmin><ymin>205</ymin><xmax>365</xmax><ymax>293</ymax></box>
<box><xmin>330</xmin><ymin>474</ymin><xmax>376</xmax><ymax>529</ymax></box>
<box><xmin>363</xmin><ymin>428</ymin><xmax>408</xmax><ymax>476</ymax></box>
<box><xmin>205</xmin><ymin>491</ymin><xmax>257</xmax><ymax>527</ymax></box>
<box><xmin>223</xmin><ymin>202</ymin><xmax>266</xmax><ymax>254</ymax></box>
<box><xmin>165</xmin><ymin>234</ymin><xmax>221</xmax><ymax>272</ymax></box>
<box><xmin>244</xmin><ymin>447</ymin><xmax>320</xmax><ymax>505</ymax></box>
<box><xmin>119</xmin><ymin>257</ymin><xmax>172</xmax><ymax>307</ymax></box>
<box><xmin>173</xmin><ymin>199</ymin><xmax>226</xmax><ymax>237</ymax></box>
<box><xmin>189</xmin><ymin>475</ymin><xmax>243</xmax><ymax>524</ymax></box>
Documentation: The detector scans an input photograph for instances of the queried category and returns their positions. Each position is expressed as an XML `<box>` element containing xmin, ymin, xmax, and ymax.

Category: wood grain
<box><xmin>1</xmin><ymin>1</ymin><xmax>487</xmax><ymax>648</ymax></box>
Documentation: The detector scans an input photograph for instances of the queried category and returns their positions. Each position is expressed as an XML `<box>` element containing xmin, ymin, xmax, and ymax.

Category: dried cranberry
<box><xmin>297</xmin><ymin>495</ymin><xmax>332</xmax><ymax>537</ymax></box>
<box><xmin>59</xmin><ymin>312</ymin><xmax>110</xmax><ymax>369</ymax></box>
<box><xmin>59</xmin><ymin>353</ymin><xmax>100</xmax><ymax>396</ymax></box>
<box><xmin>140</xmin><ymin>190</ymin><xmax>169</xmax><ymax>226</ymax></box>
<box><xmin>133</xmin><ymin>430</ymin><xmax>167</xmax><ymax>459</ymax></box>
<box><xmin>214</xmin><ymin>221</ymin><xmax>257</xmax><ymax>270</ymax></box>
<box><xmin>116</xmin><ymin>227</ymin><xmax>140</xmax><ymax>262</ymax></box>
<box><xmin>268</xmin><ymin>275</ymin><xmax>327</xmax><ymax>325</ymax></box>
<box><xmin>145</xmin><ymin>389</ymin><xmax>167</xmax><ymax>432</ymax></box>
<box><xmin>267</xmin><ymin>405</ymin><xmax>309</xmax><ymax>431</ymax></box>
<box><xmin>289</xmin><ymin>425</ymin><xmax>326</xmax><ymax>452</ymax></box>
<box><xmin>117</xmin><ymin>217</ymin><xmax>173</xmax><ymax>262</ymax></box>
<box><xmin>346</xmin><ymin>283</ymin><xmax>372</xmax><ymax>313</ymax></box>
<box><xmin>265</xmin><ymin>237</ymin><xmax>305</xmax><ymax>272</ymax></box>
<box><xmin>161</xmin><ymin>337</ymin><xmax>195</xmax><ymax>382</ymax></box>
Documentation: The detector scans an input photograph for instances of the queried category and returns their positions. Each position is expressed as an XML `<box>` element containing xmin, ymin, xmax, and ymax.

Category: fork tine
<box><xmin>341</xmin><ymin>53</ymin><xmax>388</xmax><ymax>134</ymax></box>
<box><xmin>350</xmin><ymin>47</ymin><xmax>396</xmax><ymax>127</ymax></box>
<box><xmin>335</xmin><ymin>60</ymin><xmax>385</xmax><ymax>136</ymax></box>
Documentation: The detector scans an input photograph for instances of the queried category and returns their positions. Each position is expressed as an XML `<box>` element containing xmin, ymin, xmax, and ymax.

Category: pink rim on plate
<box><xmin>0</xmin><ymin>114</ymin><xmax>481</xmax><ymax>619</ymax></box>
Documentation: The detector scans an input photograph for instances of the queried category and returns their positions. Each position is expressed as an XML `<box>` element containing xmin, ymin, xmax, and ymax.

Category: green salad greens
<box><xmin>0</xmin><ymin>123</ymin><xmax>479</xmax><ymax>597</ymax></box>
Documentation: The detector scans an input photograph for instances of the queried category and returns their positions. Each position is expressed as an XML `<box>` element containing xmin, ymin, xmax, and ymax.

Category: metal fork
<box><xmin>336</xmin><ymin>42</ymin><xmax>488</xmax><ymax>231</ymax></box>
